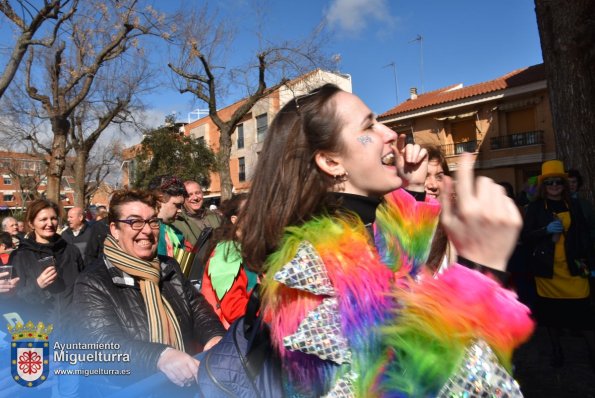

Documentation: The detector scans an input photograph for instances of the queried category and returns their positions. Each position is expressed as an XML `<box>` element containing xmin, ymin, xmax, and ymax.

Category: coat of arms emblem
<box><xmin>8</xmin><ymin>321</ymin><xmax>53</xmax><ymax>387</ymax></box>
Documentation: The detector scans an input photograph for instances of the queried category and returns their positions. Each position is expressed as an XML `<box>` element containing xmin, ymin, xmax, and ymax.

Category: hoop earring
<box><xmin>334</xmin><ymin>172</ymin><xmax>349</xmax><ymax>183</ymax></box>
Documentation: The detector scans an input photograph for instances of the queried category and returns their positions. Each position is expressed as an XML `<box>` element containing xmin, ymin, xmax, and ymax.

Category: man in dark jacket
<box><xmin>84</xmin><ymin>217</ymin><xmax>109</xmax><ymax>265</ymax></box>
<box><xmin>61</xmin><ymin>207</ymin><xmax>93</xmax><ymax>258</ymax></box>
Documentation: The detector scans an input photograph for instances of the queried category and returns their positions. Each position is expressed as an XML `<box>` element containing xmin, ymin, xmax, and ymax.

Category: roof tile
<box><xmin>379</xmin><ymin>63</ymin><xmax>545</xmax><ymax>119</ymax></box>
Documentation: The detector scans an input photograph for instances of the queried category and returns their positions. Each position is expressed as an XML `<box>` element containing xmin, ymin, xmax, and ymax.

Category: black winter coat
<box><xmin>60</xmin><ymin>221</ymin><xmax>92</xmax><ymax>259</ymax></box>
<box><xmin>72</xmin><ymin>255</ymin><xmax>225</xmax><ymax>376</ymax></box>
<box><xmin>522</xmin><ymin>198</ymin><xmax>594</xmax><ymax>278</ymax></box>
<box><xmin>8</xmin><ymin>235</ymin><xmax>84</xmax><ymax>331</ymax></box>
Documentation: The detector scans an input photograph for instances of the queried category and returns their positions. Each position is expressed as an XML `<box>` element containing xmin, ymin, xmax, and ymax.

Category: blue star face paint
<box><xmin>357</xmin><ymin>135</ymin><xmax>372</xmax><ymax>145</ymax></box>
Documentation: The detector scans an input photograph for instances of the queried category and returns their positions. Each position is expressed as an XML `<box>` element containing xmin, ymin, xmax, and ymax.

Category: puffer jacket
<box><xmin>72</xmin><ymin>255</ymin><xmax>226</xmax><ymax>376</ymax></box>
<box><xmin>8</xmin><ymin>235</ymin><xmax>84</xmax><ymax>331</ymax></box>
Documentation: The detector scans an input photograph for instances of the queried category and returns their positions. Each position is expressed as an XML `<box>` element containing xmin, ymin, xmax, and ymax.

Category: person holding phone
<box><xmin>0</xmin><ymin>266</ymin><xmax>19</xmax><ymax>295</ymax></box>
<box><xmin>8</xmin><ymin>199</ymin><xmax>84</xmax><ymax>332</ymax></box>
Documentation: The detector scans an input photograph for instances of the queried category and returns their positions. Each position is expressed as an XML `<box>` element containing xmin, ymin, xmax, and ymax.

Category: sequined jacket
<box><xmin>261</xmin><ymin>189</ymin><xmax>534</xmax><ymax>397</ymax></box>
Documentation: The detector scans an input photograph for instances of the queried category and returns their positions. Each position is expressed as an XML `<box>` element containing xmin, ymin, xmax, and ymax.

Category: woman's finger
<box><xmin>454</xmin><ymin>152</ymin><xmax>475</xmax><ymax>203</ymax></box>
<box><xmin>439</xmin><ymin>176</ymin><xmax>455</xmax><ymax>225</ymax></box>
<box><xmin>396</xmin><ymin>134</ymin><xmax>407</xmax><ymax>153</ymax></box>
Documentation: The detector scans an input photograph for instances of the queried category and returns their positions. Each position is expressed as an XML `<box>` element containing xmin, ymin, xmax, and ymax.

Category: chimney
<box><xmin>410</xmin><ymin>87</ymin><xmax>418</xmax><ymax>100</ymax></box>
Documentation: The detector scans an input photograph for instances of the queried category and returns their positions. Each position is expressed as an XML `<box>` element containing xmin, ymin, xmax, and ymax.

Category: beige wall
<box><xmin>186</xmin><ymin>70</ymin><xmax>353</xmax><ymax>198</ymax></box>
<box><xmin>382</xmin><ymin>86</ymin><xmax>554</xmax><ymax>196</ymax></box>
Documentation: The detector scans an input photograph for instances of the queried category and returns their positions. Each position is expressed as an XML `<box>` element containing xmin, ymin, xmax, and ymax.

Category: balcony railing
<box><xmin>441</xmin><ymin>140</ymin><xmax>482</xmax><ymax>156</ymax></box>
<box><xmin>490</xmin><ymin>130</ymin><xmax>544</xmax><ymax>150</ymax></box>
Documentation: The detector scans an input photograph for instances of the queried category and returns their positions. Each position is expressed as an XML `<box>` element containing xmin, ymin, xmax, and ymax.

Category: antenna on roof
<box><xmin>188</xmin><ymin>109</ymin><xmax>209</xmax><ymax>124</ymax></box>
<box><xmin>409</xmin><ymin>34</ymin><xmax>424</xmax><ymax>93</ymax></box>
<box><xmin>383</xmin><ymin>62</ymin><xmax>400</xmax><ymax>104</ymax></box>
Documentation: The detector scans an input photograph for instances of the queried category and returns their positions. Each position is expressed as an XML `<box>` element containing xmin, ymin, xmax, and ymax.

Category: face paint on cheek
<box><xmin>357</xmin><ymin>135</ymin><xmax>373</xmax><ymax>145</ymax></box>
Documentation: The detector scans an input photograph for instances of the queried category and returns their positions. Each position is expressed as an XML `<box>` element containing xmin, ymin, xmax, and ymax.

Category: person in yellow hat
<box><xmin>522</xmin><ymin>159</ymin><xmax>595</xmax><ymax>368</ymax></box>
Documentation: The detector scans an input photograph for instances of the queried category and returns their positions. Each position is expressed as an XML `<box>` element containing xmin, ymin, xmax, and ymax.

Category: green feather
<box><xmin>208</xmin><ymin>241</ymin><xmax>243</xmax><ymax>300</ymax></box>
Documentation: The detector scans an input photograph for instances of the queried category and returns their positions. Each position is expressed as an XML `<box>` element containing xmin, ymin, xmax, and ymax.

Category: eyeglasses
<box><xmin>116</xmin><ymin>218</ymin><xmax>161</xmax><ymax>230</ymax></box>
<box><xmin>543</xmin><ymin>179</ymin><xmax>564</xmax><ymax>186</ymax></box>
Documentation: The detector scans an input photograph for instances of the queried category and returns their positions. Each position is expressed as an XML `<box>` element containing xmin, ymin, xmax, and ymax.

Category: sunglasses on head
<box><xmin>543</xmin><ymin>178</ymin><xmax>564</xmax><ymax>186</ymax></box>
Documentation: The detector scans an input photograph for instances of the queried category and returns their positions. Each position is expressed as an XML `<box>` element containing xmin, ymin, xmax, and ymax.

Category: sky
<box><xmin>145</xmin><ymin>0</ymin><xmax>543</xmax><ymax>128</ymax></box>
<box><xmin>0</xmin><ymin>0</ymin><xmax>544</xmax><ymax>147</ymax></box>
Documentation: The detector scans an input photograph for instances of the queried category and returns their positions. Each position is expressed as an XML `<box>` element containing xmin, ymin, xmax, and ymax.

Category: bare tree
<box><xmin>5</xmin><ymin>155</ymin><xmax>46</xmax><ymax>208</ymax></box>
<box><xmin>535</xmin><ymin>0</ymin><xmax>595</xmax><ymax>201</ymax></box>
<box><xmin>20</xmin><ymin>0</ymin><xmax>165</xmax><ymax>203</ymax></box>
<box><xmin>67</xmin><ymin>58</ymin><xmax>153</xmax><ymax>207</ymax></box>
<box><xmin>168</xmin><ymin>3</ymin><xmax>329</xmax><ymax>200</ymax></box>
<box><xmin>0</xmin><ymin>0</ymin><xmax>78</xmax><ymax>99</ymax></box>
<box><xmin>68</xmin><ymin>137</ymin><xmax>123</xmax><ymax>206</ymax></box>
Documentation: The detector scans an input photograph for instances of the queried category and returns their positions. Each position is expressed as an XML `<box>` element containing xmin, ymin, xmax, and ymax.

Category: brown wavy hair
<box><xmin>239</xmin><ymin>84</ymin><xmax>345</xmax><ymax>272</ymax></box>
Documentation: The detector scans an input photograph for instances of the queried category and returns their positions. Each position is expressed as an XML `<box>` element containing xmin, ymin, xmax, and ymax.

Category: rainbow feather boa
<box><xmin>262</xmin><ymin>189</ymin><xmax>534</xmax><ymax>397</ymax></box>
<box><xmin>263</xmin><ymin>214</ymin><xmax>394</xmax><ymax>396</ymax></box>
<box><xmin>375</xmin><ymin>189</ymin><xmax>441</xmax><ymax>275</ymax></box>
<box><xmin>382</xmin><ymin>265</ymin><xmax>534</xmax><ymax>396</ymax></box>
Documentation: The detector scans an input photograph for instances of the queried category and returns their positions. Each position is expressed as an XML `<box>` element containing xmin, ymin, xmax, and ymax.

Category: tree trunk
<box><xmin>45</xmin><ymin>117</ymin><xmax>69</xmax><ymax>203</ymax></box>
<box><xmin>73</xmin><ymin>148</ymin><xmax>88</xmax><ymax>208</ymax></box>
<box><xmin>535</xmin><ymin>0</ymin><xmax>595</xmax><ymax>202</ymax></box>
<box><xmin>218</xmin><ymin>126</ymin><xmax>234</xmax><ymax>201</ymax></box>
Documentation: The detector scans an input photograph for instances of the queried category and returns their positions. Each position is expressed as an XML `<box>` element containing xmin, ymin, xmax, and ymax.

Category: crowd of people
<box><xmin>0</xmin><ymin>83</ymin><xmax>594</xmax><ymax>397</ymax></box>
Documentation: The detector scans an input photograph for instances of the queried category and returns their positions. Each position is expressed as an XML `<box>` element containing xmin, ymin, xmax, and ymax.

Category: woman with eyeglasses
<box><xmin>73</xmin><ymin>190</ymin><xmax>225</xmax><ymax>389</ymax></box>
<box><xmin>522</xmin><ymin>160</ymin><xmax>595</xmax><ymax>368</ymax></box>
<box><xmin>238</xmin><ymin>84</ymin><xmax>533</xmax><ymax>396</ymax></box>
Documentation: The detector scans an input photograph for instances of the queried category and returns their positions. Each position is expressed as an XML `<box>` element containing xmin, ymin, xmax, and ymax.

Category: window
<box><xmin>20</xmin><ymin>161</ymin><xmax>39</xmax><ymax>171</ymax></box>
<box><xmin>3</xmin><ymin>176</ymin><xmax>12</xmax><ymax>185</ymax></box>
<box><xmin>506</xmin><ymin>108</ymin><xmax>536</xmax><ymax>134</ymax></box>
<box><xmin>450</xmin><ymin>119</ymin><xmax>478</xmax><ymax>154</ymax></box>
<box><xmin>238</xmin><ymin>157</ymin><xmax>246</xmax><ymax>182</ymax></box>
<box><xmin>256</xmin><ymin>114</ymin><xmax>268</xmax><ymax>142</ymax></box>
<box><xmin>237</xmin><ymin>124</ymin><xmax>244</xmax><ymax>149</ymax></box>
<box><xmin>3</xmin><ymin>194</ymin><xmax>14</xmax><ymax>202</ymax></box>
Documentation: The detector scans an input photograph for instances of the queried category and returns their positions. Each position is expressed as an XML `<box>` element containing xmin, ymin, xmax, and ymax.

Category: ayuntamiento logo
<box><xmin>8</xmin><ymin>321</ymin><xmax>53</xmax><ymax>388</ymax></box>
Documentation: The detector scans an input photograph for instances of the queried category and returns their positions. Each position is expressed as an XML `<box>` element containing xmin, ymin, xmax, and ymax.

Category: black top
<box><xmin>8</xmin><ymin>235</ymin><xmax>85</xmax><ymax>334</ymax></box>
<box><xmin>333</xmin><ymin>192</ymin><xmax>382</xmax><ymax>226</ymax></box>
<box><xmin>333</xmin><ymin>189</ymin><xmax>426</xmax><ymax>226</ymax></box>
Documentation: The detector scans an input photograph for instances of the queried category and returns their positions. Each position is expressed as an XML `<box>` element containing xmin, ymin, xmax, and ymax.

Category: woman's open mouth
<box><xmin>381</xmin><ymin>152</ymin><xmax>395</xmax><ymax>166</ymax></box>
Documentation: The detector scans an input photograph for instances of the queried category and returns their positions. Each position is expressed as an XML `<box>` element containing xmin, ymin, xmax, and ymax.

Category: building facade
<box><xmin>378</xmin><ymin>64</ymin><xmax>553</xmax><ymax>194</ymax></box>
<box><xmin>0</xmin><ymin>151</ymin><xmax>75</xmax><ymax>214</ymax></box>
<box><xmin>182</xmin><ymin>69</ymin><xmax>352</xmax><ymax>200</ymax></box>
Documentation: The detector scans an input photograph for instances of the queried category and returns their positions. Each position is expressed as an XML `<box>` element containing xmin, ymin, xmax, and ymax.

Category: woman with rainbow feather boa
<box><xmin>238</xmin><ymin>84</ymin><xmax>534</xmax><ymax>397</ymax></box>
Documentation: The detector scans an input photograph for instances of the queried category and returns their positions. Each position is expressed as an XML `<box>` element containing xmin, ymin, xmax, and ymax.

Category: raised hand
<box><xmin>439</xmin><ymin>153</ymin><xmax>522</xmax><ymax>272</ymax></box>
<box><xmin>395</xmin><ymin>134</ymin><xmax>428</xmax><ymax>191</ymax></box>
<box><xmin>37</xmin><ymin>266</ymin><xmax>58</xmax><ymax>289</ymax></box>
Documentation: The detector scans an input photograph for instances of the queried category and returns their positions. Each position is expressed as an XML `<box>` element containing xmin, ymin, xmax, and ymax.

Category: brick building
<box><xmin>0</xmin><ymin>151</ymin><xmax>75</xmax><ymax>215</ymax></box>
<box><xmin>379</xmin><ymin>64</ymin><xmax>552</xmax><ymax>193</ymax></box>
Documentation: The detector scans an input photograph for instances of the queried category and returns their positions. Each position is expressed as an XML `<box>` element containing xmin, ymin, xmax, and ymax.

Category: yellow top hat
<box><xmin>539</xmin><ymin>160</ymin><xmax>568</xmax><ymax>184</ymax></box>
